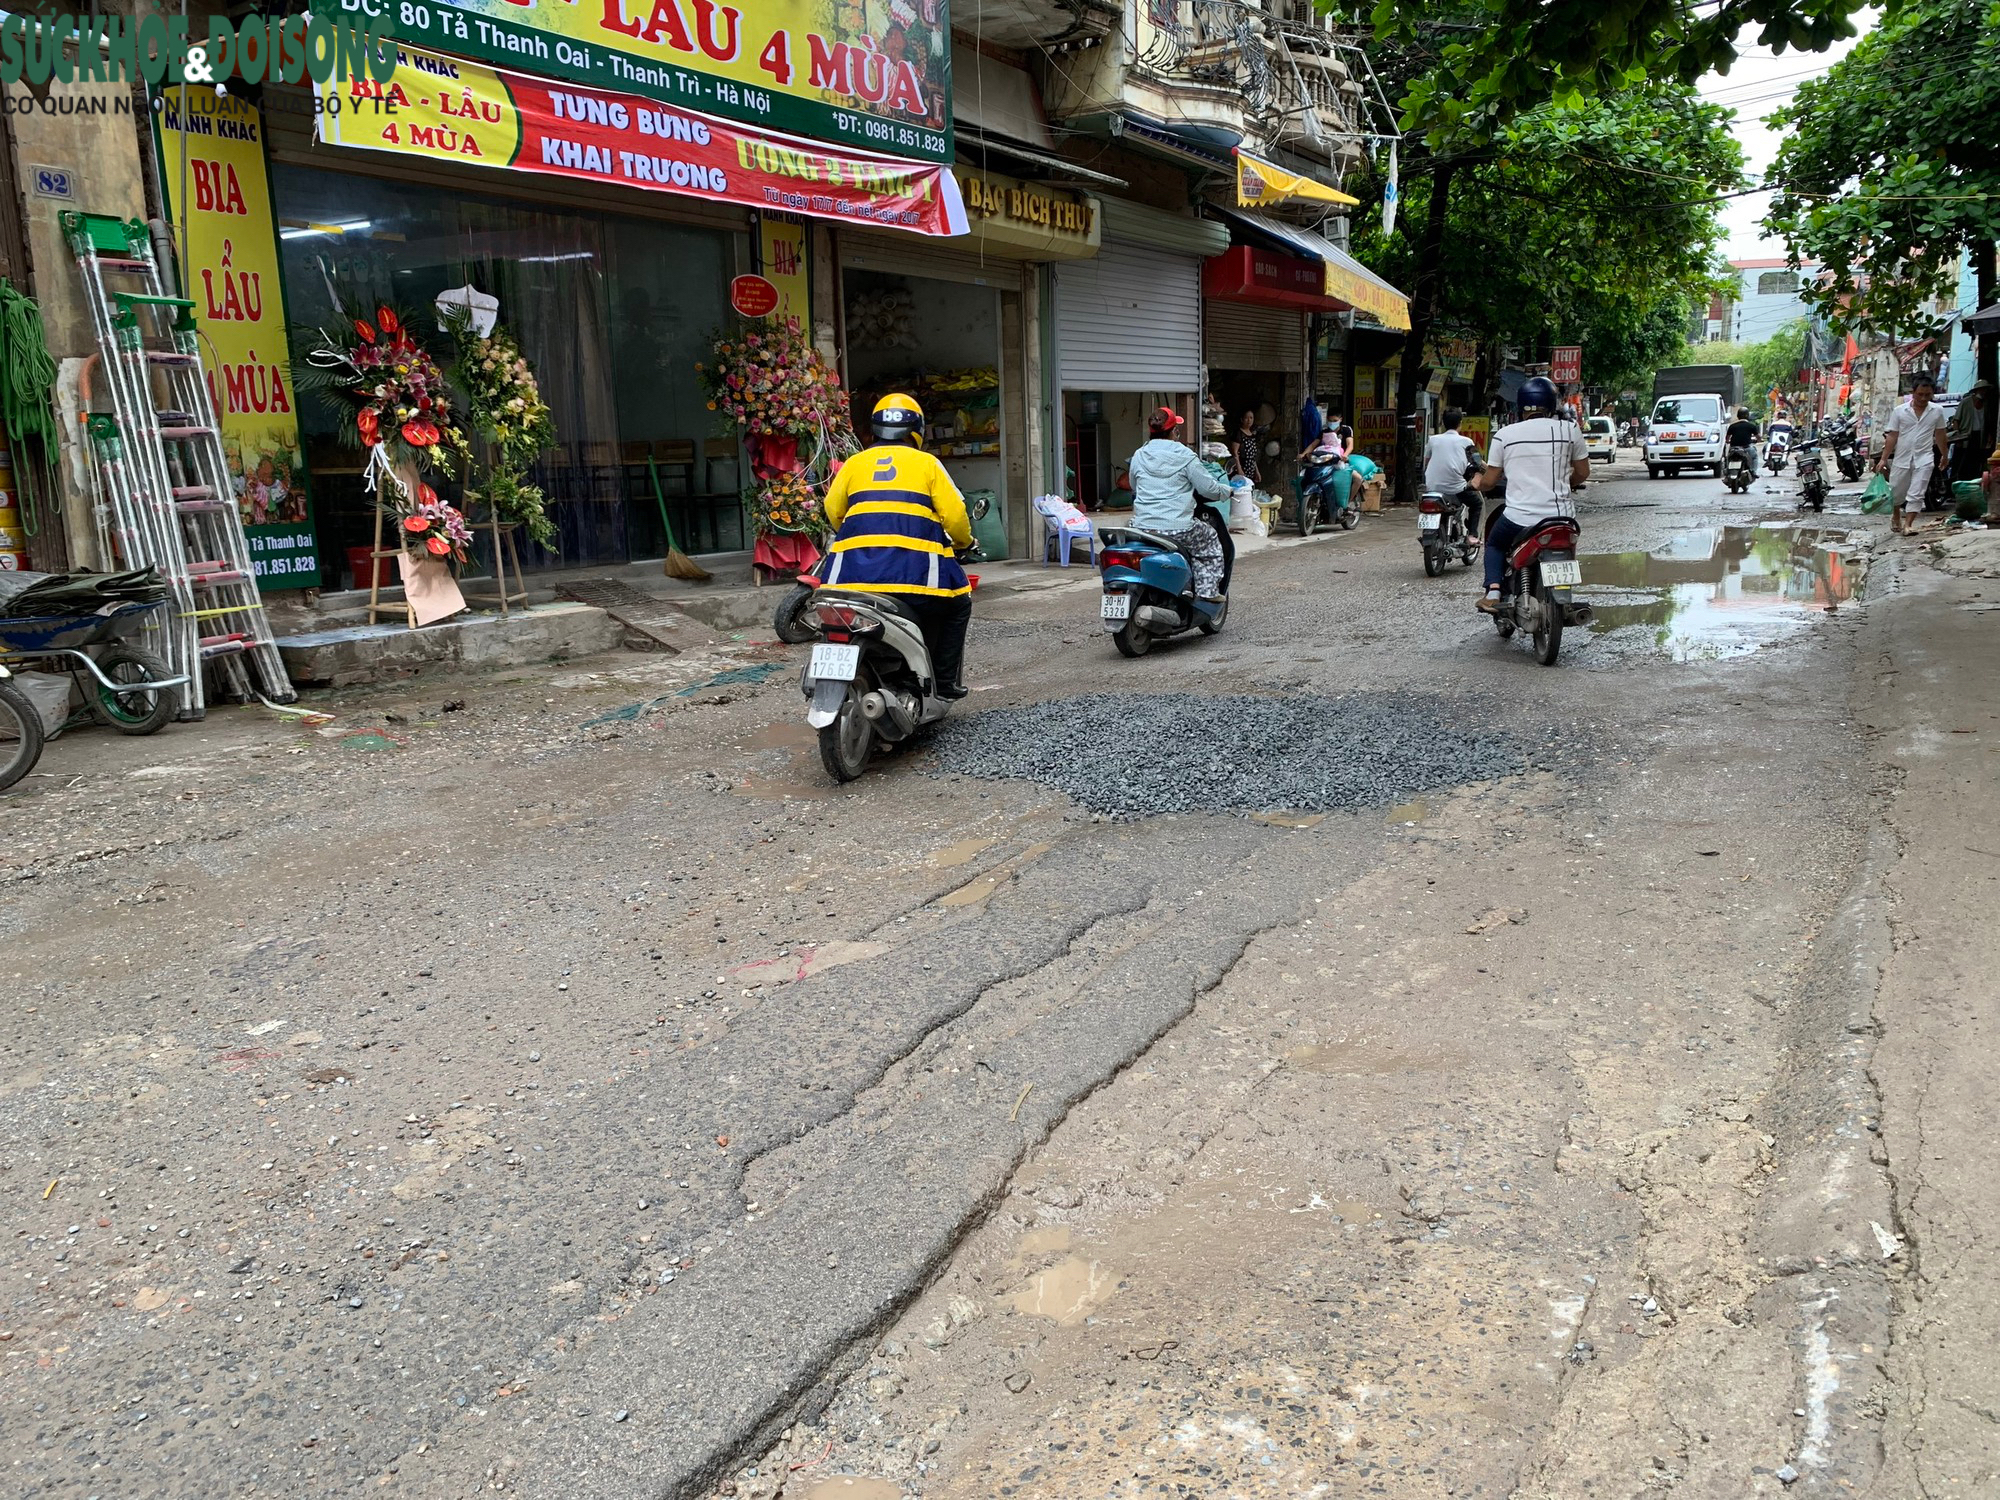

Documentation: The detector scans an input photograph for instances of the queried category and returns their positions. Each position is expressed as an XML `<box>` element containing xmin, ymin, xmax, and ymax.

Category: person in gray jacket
<box><xmin>1126</xmin><ymin>407</ymin><xmax>1231</xmax><ymax>600</ymax></box>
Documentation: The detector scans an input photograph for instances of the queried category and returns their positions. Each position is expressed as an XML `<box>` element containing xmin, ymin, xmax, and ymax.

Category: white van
<box><xmin>1644</xmin><ymin>394</ymin><xmax>1726</xmax><ymax>478</ymax></box>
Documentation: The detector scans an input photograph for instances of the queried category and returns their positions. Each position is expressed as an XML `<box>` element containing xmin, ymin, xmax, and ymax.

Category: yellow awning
<box><xmin>1234</xmin><ymin>151</ymin><xmax>1360</xmax><ymax>210</ymax></box>
<box><xmin>1325</xmin><ymin>258</ymin><xmax>1411</xmax><ymax>330</ymax></box>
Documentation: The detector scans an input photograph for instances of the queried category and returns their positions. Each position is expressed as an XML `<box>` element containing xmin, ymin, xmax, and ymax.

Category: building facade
<box><xmin>1</xmin><ymin>0</ymin><xmax>1409</xmax><ymax>586</ymax></box>
<box><xmin>1725</xmin><ymin>258</ymin><xmax>1824</xmax><ymax>344</ymax></box>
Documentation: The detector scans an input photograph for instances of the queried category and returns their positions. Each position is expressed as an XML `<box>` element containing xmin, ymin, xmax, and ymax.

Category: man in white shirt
<box><xmin>1424</xmin><ymin>409</ymin><xmax>1483</xmax><ymax>534</ymax></box>
<box><xmin>1878</xmin><ymin>370</ymin><xmax>1949</xmax><ymax>535</ymax></box>
<box><xmin>1474</xmin><ymin>377</ymin><xmax>1589</xmax><ymax>612</ymax></box>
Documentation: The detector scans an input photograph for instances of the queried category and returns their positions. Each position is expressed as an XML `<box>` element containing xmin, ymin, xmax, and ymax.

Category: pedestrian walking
<box><xmin>1878</xmin><ymin>371</ymin><xmax>1949</xmax><ymax>535</ymax></box>
<box><xmin>1948</xmin><ymin>379</ymin><xmax>1995</xmax><ymax>482</ymax></box>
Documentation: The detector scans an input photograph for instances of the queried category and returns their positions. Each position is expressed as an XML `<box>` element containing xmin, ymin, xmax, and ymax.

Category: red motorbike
<box><xmin>1485</xmin><ymin>511</ymin><xmax>1594</xmax><ymax>666</ymax></box>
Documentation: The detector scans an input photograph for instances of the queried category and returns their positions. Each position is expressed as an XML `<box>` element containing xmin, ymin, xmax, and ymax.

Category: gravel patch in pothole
<box><xmin>932</xmin><ymin>691</ymin><xmax>1527</xmax><ymax>818</ymax></box>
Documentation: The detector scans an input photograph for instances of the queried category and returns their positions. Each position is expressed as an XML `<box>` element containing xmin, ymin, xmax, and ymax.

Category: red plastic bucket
<box><xmin>346</xmin><ymin>545</ymin><xmax>394</xmax><ymax>589</ymax></box>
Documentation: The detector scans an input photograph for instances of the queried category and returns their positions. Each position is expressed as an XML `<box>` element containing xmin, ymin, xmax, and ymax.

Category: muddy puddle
<box><xmin>1010</xmin><ymin>1255</ymin><xmax>1119</xmax><ymax>1325</ymax></box>
<box><xmin>732</xmin><ymin>720</ymin><xmax>835</xmax><ymax>800</ymax></box>
<box><xmin>1576</xmin><ymin>522</ymin><xmax>1868</xmax><ymax>661</ymax></box>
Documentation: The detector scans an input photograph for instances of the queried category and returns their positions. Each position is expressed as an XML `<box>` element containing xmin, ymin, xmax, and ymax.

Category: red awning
<box><xmin>1202</xmin><ymin>245</ymin><xmax>1347</xmax><ymax>312</ymax></box>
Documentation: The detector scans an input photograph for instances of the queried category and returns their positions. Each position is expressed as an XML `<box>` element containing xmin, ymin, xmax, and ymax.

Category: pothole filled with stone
<box><xmin>932</xmin><ymin>691</ymin><xmax>1528</xmax><ymax>818</ymax></box>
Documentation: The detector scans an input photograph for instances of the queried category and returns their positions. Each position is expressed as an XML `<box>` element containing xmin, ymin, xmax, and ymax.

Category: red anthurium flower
<box><xmin>377</xmin><ymin>306</ymin><xmax>400</xmax><ymax>335</ymax></box>
<box><xmin>353</xmin><ymin>318</ymin><xmax>377</xmax><ymax>343</ymax></box>
<box><xmin>425</xmin><ymin>535</ymin><xmax>450</xmax><ymax>556</ymax></box>
<box><xmin>403</xmin><ymin>515</ymin><xmax>431</xmax><ymax>533</ymax></box>
<box><xmin>418</xmin><ymin>483</ymin><xmax>437</xmax><ymax>505</ymax></box>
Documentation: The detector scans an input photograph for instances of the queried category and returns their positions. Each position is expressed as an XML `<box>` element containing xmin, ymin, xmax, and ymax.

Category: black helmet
<box><xmin>870</xmin><ymin>393</ymin><xmax>926</xmax><ymax>446</ymax></box>
<box><xmin>1518</xmin><ymin>376</ymin><xmax>1560</xmax><ymax>415</ymax></box>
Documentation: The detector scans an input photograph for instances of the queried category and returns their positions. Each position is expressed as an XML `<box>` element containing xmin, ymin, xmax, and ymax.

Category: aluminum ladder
<box><xmin>63</xmin><ymin>212</ymin><xmax>295</xmax><ymax>717</ymax></box>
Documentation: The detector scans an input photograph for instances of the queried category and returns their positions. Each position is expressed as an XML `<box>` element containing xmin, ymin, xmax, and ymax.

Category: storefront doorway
<box><xmin>840</xmin><ymin>265</ymin><xmax>1006</xmax><ymax>528</ymax></box>
<box><xmin>1059</xmin><ymin>390</ymin><xmax>1197</xmax><ymax>510</ymax></box>
<box><xmin>1052</xmin><ymin>232</ymin><xmax>1208</xmax><ymax>510</ymax></box>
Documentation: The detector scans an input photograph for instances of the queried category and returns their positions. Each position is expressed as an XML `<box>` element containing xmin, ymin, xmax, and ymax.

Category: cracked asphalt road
<box><xmin>0</xmin><ymin>457</ymin><xmax>1977</xmax><ymax>1499</ymax></box>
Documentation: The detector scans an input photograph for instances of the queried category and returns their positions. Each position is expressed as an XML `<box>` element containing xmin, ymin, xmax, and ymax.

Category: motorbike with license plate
<box><xmin>1419</xmin><ymin>482</ymin><xmax>1481</xmax><ymax>576</ymax></box>
<box><xmin>1794</xmin><ymin>440</ymin><xmax>1829</xmax><ymax>511</ymax></box>
<box><xmin>1485</xmin><ymin>503</ymin><xmax>1594</xmax><ymax>666</ymax></box>
<box><xmin>1723</xmin><ymin>443</ymin><xmax>1756</xmax><ymax>493</ymax></box>
<box><xmin>1821</xmin><ymin>417</ymin><xmax>1864</xmax><ymax>482</ymax></box>
<box><xmin>1764</xmin><ymin>424</ymin><xmax>1793</xmax><ymax>474</ymax></box>
<box><xmin>797</xmin><ymin>496</ymin><xmax>989</xmax><ymax>783</ymax></box>
<box><xmin>1097</xmin><ymin>503</ymin><xmax>1235</xmax><ymax>657</ymax></box>
<box><xmin>1297</xmin><ymin>449</ymin><xmax>1360</xmax><ymax>535</ymax></box>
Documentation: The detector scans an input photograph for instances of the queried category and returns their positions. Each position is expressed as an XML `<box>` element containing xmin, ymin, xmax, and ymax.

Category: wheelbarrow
<box><xmin>0</xmin><ymin>600</ymin><xmax>188</xmax><ymax>793</ymax></box>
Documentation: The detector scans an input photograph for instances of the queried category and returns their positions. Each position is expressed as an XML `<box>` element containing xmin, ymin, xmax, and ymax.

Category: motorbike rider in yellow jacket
<box><xmin>821</xmin><ymin>393</ymin><xmax>976</xmax><ymax>698</ymax></box>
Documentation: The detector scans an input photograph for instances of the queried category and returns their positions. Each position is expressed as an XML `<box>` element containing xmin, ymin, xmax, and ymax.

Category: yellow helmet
<box><xmin>871</xmin><ymin>392</ymin><xmax>925</xmax><ymax>447</ymax></box>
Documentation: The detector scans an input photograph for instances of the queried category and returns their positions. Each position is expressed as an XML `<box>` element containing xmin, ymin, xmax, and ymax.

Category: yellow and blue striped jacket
<box><xmin>821</xmin><ymin>443</ymin><xmax>974</xmax><ymax>598</ymax></box>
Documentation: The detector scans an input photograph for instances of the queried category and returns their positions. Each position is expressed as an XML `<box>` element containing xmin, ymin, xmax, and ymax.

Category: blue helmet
<box><xmin>1518</xmin><ymin>376</ymin><xmax>1560</xmax><ymax>415</ymax></box>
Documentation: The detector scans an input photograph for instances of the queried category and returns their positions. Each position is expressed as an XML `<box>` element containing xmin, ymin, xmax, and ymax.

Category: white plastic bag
<box><xmin>10</xmin><ymin>670</ymin><xmax>74</xmax><ymax>736</ymax></box>
<box><xmin>434</xmin><ymin>284</ymin><xmax>498</xmax><ymax>337</ymax></box>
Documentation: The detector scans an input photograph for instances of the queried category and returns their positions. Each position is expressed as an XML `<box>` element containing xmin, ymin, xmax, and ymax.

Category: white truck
<box><xmin>1644</xmin><ymin>364</ymin><xmax>1745</xmax><ymax>479</ymax></box>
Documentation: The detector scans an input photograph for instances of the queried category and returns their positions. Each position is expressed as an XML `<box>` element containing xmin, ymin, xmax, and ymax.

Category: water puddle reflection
<box><xmin>741</xmin><ymin>720</ymin><xmax>815</xmax><ymax>752</ymax></box>
<box><xmin>931</xmin><ymin>836</ymin><xmax>996</xmax><ymax>869</ymax></box>
<box><xmin>1578</xmin><ymin>523</ymin><xmax>1868</xmax><ymax>661</ymax></box>
<box><xmin>1253</xmin><ymin>810</ymin><xmax>1327</xmax><ymax>829</ymax></box>
<box><xmin>1011</xmin><ymin>1255</ymin><xmax>1118</xmax><ymax>1324</ymax></box>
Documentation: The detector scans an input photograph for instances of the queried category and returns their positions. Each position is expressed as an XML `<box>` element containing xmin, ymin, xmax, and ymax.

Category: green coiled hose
<box><xmin>0</xmin><ymin>276</ymin><xmax>60</xmax><ymax>535</ymax></box>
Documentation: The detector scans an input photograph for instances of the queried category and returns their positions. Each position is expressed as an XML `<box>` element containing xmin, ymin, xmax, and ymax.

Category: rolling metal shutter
<box><xmin>839</xmin><ymin>237</ymin><xmax>1027</xmax><ymax>290</ymax></box>
<box><xmin>1053</xmin><ymin>239</ymin><xmax>1201</xmax><ymax>391</ymax></box>
<box><xmin>1204</xmin><ymin>301</ymin><xmax>1304</xmax><ymax>372</ymax></box>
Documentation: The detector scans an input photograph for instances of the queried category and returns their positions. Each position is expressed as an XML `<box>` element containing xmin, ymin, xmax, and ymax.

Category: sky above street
<box><xmin>1700</xmin><ymin>12</ymin><xmax>1875</xmax><ymax>259</ymax></box>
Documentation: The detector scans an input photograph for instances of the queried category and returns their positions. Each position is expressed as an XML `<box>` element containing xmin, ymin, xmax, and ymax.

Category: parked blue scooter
<box><xmin>1096</xmin><ymin>505</ymin><xmax>1234</xmax><ymax>658</ymax></box>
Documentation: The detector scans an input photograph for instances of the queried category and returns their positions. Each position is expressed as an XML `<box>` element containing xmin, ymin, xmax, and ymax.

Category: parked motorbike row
<box><xmin>1724</xmin><ymin>418</ymin><xmax>1854</xmax><ymax>508</ymax></box>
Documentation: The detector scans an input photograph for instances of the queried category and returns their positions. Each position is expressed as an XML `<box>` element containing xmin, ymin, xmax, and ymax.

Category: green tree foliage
<box><xmin>1366</xmin><ymin>0</ymin><xmax>1864</xmax><ymax>143</ymax></box>
<box><xmin>1682</xmin><ymin>319</ymin><xmax>1814</xmax><ymax>413</ymax></box>
<box><xmin>1345</xmin><ymin>89</ymin><xmax>1741</xmax><ymax>399</ymax></box>
<box><xmin>1328</xmin><ymin>0</ymin><xmax>1866</xmax><ymax>497</ymax></box>
<box><xmin>1764</xmin><ymin>0</ymin><xmax>2000</xmax><ymax>346</ymax></box>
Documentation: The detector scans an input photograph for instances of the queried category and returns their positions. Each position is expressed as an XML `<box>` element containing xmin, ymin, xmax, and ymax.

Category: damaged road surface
<box><xmin>0</xmin><ymin>469</ymin><xmax>1945</xmax><ymax>1499</ymax></box>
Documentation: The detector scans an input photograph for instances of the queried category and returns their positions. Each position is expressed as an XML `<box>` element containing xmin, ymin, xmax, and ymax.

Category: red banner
<box><xmin>1550</xmin><ymin>345</ymin><xmax>1582</xmax><ymax>384</ymax></box>
<box><xmin>316</xmin><ymin>46</ymin><xmax>969</xmax><ymax>239</ymax></box>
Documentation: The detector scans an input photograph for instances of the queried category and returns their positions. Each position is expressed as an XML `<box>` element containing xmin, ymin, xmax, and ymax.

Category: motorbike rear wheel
<box><xmin>818</xmin><ymin>691</ymin><xmax>873</xmax><ymax>782</ymax></box>
<box><xmin>1423</xmin><ymin>544</ymin><xmax>1444</xmax><ymax>578</ymax></box>
<box><xmin>1339</xmin><ymin>503</ymin><xmax>1360</xmax><ymax>530</ymax></box>
<box><xmin>1113</xmin><ymin>621</ymin><xmax>1152</xmax><ymax>658</ymax></box>
<box><xmin>1197</xmin><ymin>598</ymin><xmax>1227</xmax><ymax>636</ymax></box>
<box><xmin>1531</xmin><ymin>580</ymin><xmax>1564</xmax><ymax>666</ymax></box>
<box><xmin>0</xmin><ymin>680</ymin><xmax>45</xmax><ymax>793</ymax></box>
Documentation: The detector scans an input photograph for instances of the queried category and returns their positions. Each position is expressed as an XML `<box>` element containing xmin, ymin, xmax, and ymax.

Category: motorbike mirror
<box><xmin>970</xmin><ymin>494</ymin><xmax>993</xmax><ymax>520</ymax></box>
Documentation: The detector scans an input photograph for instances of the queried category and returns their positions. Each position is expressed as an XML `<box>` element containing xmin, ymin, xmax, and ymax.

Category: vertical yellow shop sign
<box><xmin>157</xmin><ymin>85</ymin><xmax>318</xmax><ymax>589</ymax></box>
<box><xmin>758</xmin><ymin>216</ymin><xmax>811</xmax><ymax>330</ymax></box>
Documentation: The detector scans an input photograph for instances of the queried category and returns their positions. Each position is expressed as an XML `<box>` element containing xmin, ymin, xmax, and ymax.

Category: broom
<box><xmin>648</xmin><ymin>454</ymin><xmax>711</xmax><ymax>581</ymax></box>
